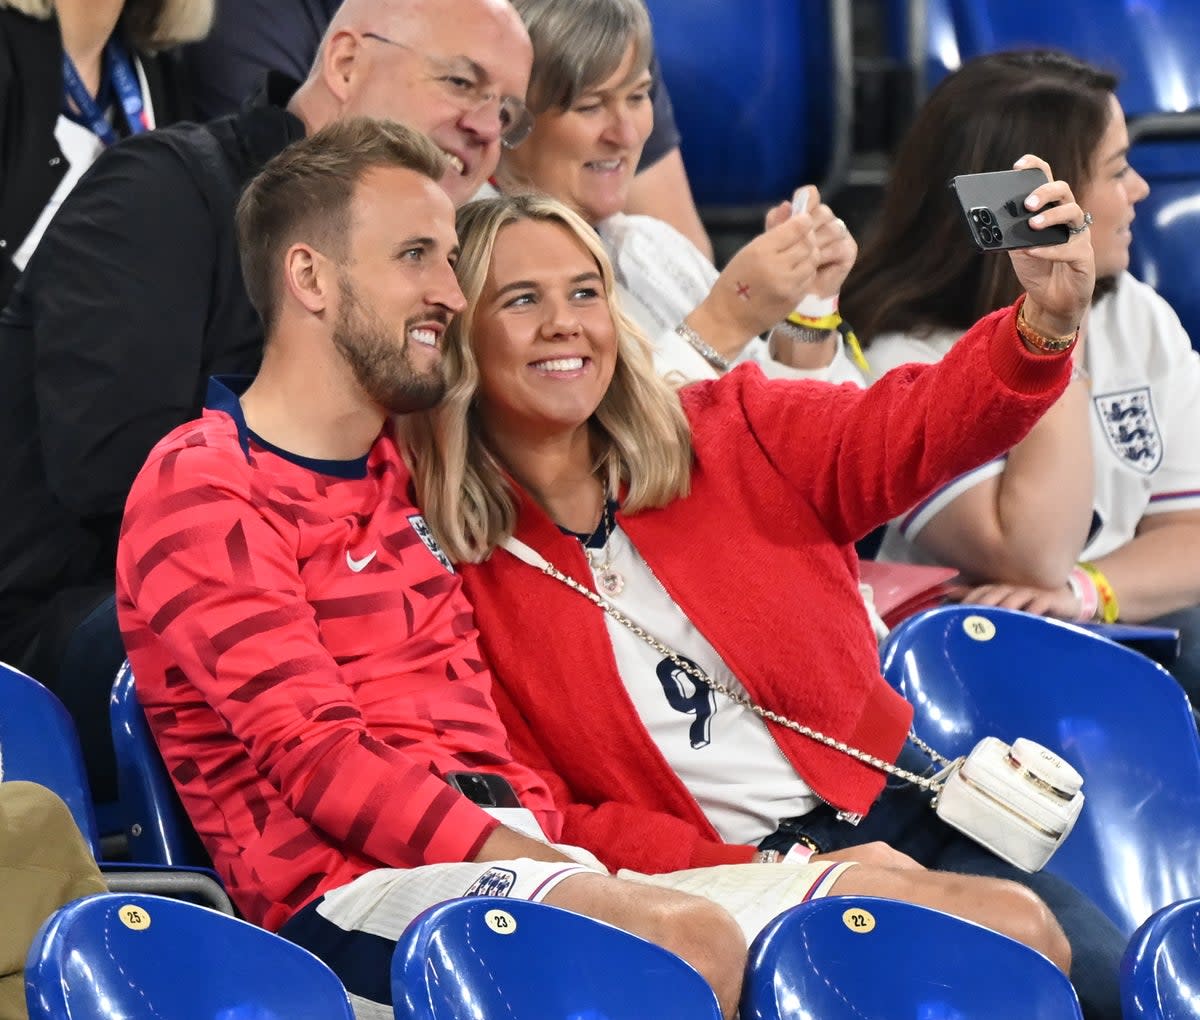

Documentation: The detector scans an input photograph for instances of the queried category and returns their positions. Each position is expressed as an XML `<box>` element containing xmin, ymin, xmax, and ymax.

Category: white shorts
<box><xmin>279</xmin><ymin>844</ymin><xmax>855</xmax><ymax>1020</ymax></box>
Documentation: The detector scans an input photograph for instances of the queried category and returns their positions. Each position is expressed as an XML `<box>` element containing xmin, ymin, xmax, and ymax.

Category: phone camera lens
<box><xmin>977</xmin><ymin>208</ymin><xmax>995</xmax><ymax>226</ymax></box>
<box><xmin>992</xmin><ymin>227</ymin><xmax>1004</xmax><ymax>245</ymax></box>
<box><xmin>978</xmin><ymin>225</ymin><xmax>998</xmax><ymax>247</ymax></box>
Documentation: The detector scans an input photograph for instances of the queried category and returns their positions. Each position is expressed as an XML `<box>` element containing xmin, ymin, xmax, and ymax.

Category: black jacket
<box><xmin>0</xmin><ymin>73</ymin><xmax>304</xmax><ymax>667</ymax></box>
<box><xmin>0</xmin><ymin>9</ymin><xmax>193</xmax><ymax>303</ymax></box>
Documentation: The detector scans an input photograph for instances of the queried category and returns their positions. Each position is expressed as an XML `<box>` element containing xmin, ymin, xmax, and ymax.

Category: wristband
<box><xmin>783</xmin><ymin>843</ymin><xmax>816</xmax><ymax>865</ymax></box>
<box><xmin>1066</xmin><ymin>565</ymin><xmax>1099</xmax><ymax>622</ymax></box>
<box><xmin>843</xmin><ymin>322</ymin><xmax>871</xmax><ymax>377</ymax></box>
<box><xmin>1077</xmin><ymin>561</ymin><xmax>1119</xmax><ymax>623</ymax></box>
<box><xmin>786</xmin><ymin>310</ymin><xmax>842</xmax><ymax>332</ymax></box>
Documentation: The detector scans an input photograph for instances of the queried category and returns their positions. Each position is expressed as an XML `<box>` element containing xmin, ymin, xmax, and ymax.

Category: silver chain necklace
<box><xmin>582</xmin><ymin>492</ymin><xmax>624</xmax><ymax>597</ymax></box>
<box><xmin>502</xmin><ymin>535</ymin><xmax>954</xmax><ymax>794</ymax></box>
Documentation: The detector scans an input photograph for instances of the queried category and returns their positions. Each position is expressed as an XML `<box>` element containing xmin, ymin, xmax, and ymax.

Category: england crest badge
<box><xmin>1094</xmin><ymin>387</ymin><xmax>1162</xmax><ymax>474</ymax></box>
<box><xmin>465</xmin><ymin>867</ymin><xmax>517</xmax><ymax>898</ymax></box>
<box><xmin>407</xmin><ymin>513</ymin><xmax>456</xmax><ymax>573</ymax></box>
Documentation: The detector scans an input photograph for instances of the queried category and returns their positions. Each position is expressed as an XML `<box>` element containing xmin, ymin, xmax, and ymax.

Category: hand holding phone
<box><xmin>951</xmin><ymin>168</ymin><xmax>1071</xmax><ymax>253</ymax></box>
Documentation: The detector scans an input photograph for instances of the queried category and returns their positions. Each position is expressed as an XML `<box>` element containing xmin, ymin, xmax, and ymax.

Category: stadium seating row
<box><xmin>22</xmin><ymin>886</ymin><xmax>1200</xmax><ymax>1018</ymax></box>
<box><xmin>8</xmin><ymin>601</ymin><xmax>1200</xmax><ymax>1014</ymax></box>
<box><xmin>648</xmin><ymin>0</ymin><xmax>1200</xmax><ymax>350</ymax></box>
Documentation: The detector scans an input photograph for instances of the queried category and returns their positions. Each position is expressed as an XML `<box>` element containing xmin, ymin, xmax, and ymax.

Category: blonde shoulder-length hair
<box><xmin>401</xmin><ymin>194</ymin><xmax>694</xmax><ymax>564</ymax></box>
<box><xmin>2</xmin><ymin>0</ymin><xmax>214</xmax><ymax>51</ymax></box>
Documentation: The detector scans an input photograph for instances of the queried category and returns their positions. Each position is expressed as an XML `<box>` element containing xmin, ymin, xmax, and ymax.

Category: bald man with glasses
<box><xmin>0</xmin><ymin>0</ymin><xmax>532</xmax><ymax>808</ymax></box>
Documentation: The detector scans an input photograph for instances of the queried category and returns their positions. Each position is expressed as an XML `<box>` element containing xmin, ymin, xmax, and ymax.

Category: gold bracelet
<box><xmin>1016</xmin><ymin>301</ymin><xmax>1078</xmax><ymax>354</ymax></box>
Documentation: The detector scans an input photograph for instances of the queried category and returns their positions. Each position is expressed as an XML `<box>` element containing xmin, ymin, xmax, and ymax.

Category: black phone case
<box><xmin>444</xmin><ymin>771</ymin><xmax>522</xmax><ymax>808</ymax></box>
<box><xmin>950</xmin><ymin>168</ymin><xmax>1071</xmax><ymax>252</ymax></box>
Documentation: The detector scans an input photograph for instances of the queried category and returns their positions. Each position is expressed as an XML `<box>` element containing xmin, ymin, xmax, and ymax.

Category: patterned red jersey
<box><xmin>116</xmin><ymin>379</ymin><xmax>559</xmax><ymax>931</ymax></box>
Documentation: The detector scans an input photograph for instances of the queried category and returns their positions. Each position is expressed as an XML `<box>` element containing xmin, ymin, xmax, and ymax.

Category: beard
<box><xmin>332</xmin><ymin>275</ymin><xmax>447</xmax><ymax>415</ymax></box>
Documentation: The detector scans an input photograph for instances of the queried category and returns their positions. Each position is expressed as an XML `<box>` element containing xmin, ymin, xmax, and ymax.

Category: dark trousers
<box><xmin>759</xmin><ymin>745</ymin><xmax>1123</xmax><ymax>1020</ymax></box>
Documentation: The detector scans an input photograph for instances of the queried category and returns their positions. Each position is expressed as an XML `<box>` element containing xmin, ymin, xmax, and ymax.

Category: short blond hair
<box><xmin>402</xmin><ymin>194</ymin><xmax>693</xmax><ymax>563</ymax></box>
<box><xmin>1</xmin><ymin>0</ymin><xmax>214</xmax><ymax>50</ymax></box>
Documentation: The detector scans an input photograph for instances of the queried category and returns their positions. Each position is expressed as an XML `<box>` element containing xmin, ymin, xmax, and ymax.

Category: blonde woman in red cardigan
<box><xmin>402</xmin><ymin>186</ymin><xmax>1124</xmax><ymax>1019</ymax></box>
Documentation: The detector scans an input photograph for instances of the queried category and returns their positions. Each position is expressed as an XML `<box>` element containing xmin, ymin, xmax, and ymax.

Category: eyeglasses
<box><xmin>362</xmin><ymin>31</ymin><xmax>534</xmax><ymax>149</ymax></box>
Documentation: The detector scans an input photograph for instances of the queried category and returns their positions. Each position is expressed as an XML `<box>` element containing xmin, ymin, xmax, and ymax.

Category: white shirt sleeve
<box><xmin>1138</xmin><ymin>288</ymin><xmax>1200</xmax><ymax>515</ymax></box>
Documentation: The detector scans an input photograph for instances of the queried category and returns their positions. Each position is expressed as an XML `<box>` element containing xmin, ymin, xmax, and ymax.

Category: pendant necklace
<box><xmin>586</xmin><ymin>491</ymin><xmax>625</xmax><ymax>597</ymax></box>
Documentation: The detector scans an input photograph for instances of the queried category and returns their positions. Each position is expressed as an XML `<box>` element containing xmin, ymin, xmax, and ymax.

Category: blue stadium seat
<box><xmin>643</xmin><ymin>0</ymin><xmax>851</xmax><ymax>207</ymax></box>
<box><xmin>1125</xmin><ymin>120</ymin><xmax>1200</xmax><ymax>352</ymax></box>
<box><xmin>25</xmin><ymin>892</ymin><xmax>353</xmax><ymax>1020</ymax></box>
<box><xmin>1121</xmin><ymin>898</ymin><xmax>1200</xmax><ymax>1020</ymax></box>
<box><xmin>741</xmin><ymin>895</ymin><xmax>1083</xmax><ymax>1019</ymax></box>
<box><xmin>110</xmin><ymin>660</ymin><xmax>212</xmax><ymax>869</ymax></box>
<box><xmin>881</xmin><ymin>605</ymin><xmax>1200</xmax><ymax>935</ymax></box>
<box><xmin>392</xmin><ymin>896</ymin><xmax>723</xmax><ymax>1020</ymax></box>
<box><xmin>919</xmin><ymin>0</ymin><xmax>1200</xmax><ymax>115</ymax></box>
<box><xmin>0</xmin><ymin>660</ymin><xmax>101</xmax><ymax>855</ymax></box>
<box><xmin>0</xmin><ymin>659</ymin><xmax>232</xmax><ymax>911</ymax></box>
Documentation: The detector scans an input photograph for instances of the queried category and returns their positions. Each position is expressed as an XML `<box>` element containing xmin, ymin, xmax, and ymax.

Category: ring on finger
<box><xmin>1067</xmin><ymin>211</ymin><xmax>1093</xmax><ymax>236</ymax></box>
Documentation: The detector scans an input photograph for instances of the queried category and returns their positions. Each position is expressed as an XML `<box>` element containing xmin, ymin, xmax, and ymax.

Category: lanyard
<box><xmin>62</xmin><ymin>38</ymin><xmax>149</xmax><ymax>147</ymax></box>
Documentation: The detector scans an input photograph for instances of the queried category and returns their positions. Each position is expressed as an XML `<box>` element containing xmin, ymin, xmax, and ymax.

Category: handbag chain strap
<box><xmin>514</xmin><ymin>542</ymin><xmax>956</xmax><ymax>793</ymax></box>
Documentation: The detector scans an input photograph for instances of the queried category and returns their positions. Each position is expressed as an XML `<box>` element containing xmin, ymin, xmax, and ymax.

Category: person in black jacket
<box><xmin>0</xmin><ymin>0</ymin><xmax>213</xmax><ymax>304</ymax></box>
<box><xmin>0</xmin><ymin>0</ymin><xmax>533</xmax><ymax>804</ymax></box>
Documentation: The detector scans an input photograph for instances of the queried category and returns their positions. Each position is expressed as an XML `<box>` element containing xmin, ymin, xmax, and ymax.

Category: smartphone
<box><xmin>950</xmin><ymin>167</ymin><xmax>1070</xmax><ymax>252</ymax></box>
<box><xmin>444</xmin><ymin>771</ymin><xmax>522</xmax><ymax>808</ymax></box>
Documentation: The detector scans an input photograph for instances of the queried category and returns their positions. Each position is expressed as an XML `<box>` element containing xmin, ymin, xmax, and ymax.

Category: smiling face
<box><xmin>1079</xmin><ymin>94</ymin><xmax>1151</xmax><ymax>279</ymax></box>
<box><xmin>332</xmin><ymin>166</ymin><xmax>465</xmax><ymax>413</ymax></box>
<box><xmin>471</xmin><ymin>218</ymin><xmax>618</xmax><ymax>444</ymax></box>
<box><xmin>498</xmin><ymin>42</ymin><xmax>652</xmax><ymax>224</ymax></box>
<box><xmin>342</xmin><ymin>0</ymin><xmax>533</xmax><ymax>206</ymax></box>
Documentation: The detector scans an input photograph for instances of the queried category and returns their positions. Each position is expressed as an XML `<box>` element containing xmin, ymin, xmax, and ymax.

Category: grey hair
<box><xmin>1</xmin><ymin>0</ymin><xmax>214</xmax><ymax>50</ymax></box>
<box><xmin>511</xmin><ymin>0</ymin><xmax>652</xmax><ymax>113</ymax></box>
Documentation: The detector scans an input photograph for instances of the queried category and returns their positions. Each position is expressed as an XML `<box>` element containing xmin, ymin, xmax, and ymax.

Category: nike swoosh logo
<box><xmin>345</xmin><ymin>550</ymin><xmax>378</xmax><ymax>573</ymax></box>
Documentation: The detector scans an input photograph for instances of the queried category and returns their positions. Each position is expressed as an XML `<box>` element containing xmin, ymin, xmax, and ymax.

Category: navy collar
<box><xmin>206</xmin><ymin>376</ymin><xmax>370</xmax><ymax>479</ymax></box>
<box><xmin>557</xmin><ymin>498</ymin><xmax>621</xmax><ymax>549</ymax></box>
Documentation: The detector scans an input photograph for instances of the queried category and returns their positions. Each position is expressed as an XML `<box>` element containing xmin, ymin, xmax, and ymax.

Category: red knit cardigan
<box><xmin>460</xmin><ymin>301</ymin><xmax>1071</xmax><ymax>874</ymax></box>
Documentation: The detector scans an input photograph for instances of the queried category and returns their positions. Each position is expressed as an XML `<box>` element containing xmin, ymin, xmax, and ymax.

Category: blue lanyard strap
<box><xmin>62</xmin><ymin>37</ymin><xmax>149</xmax><ymax>146</ymax></box>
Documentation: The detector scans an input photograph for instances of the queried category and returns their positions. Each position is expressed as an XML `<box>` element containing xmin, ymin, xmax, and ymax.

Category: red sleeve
<box><xmin>490</xmin><ymin>680</ymin><xmax>755</xmax><ymax>872</ymax></box>
<box><xmin>683</xmin><ymin>300</ymin><xmax>1072</xmax><ymax>545</ymax></box>
<box><xmin>117</xmin><ymin>442</ymin><xmax>498</xmax><ymax>868</ymax></box>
